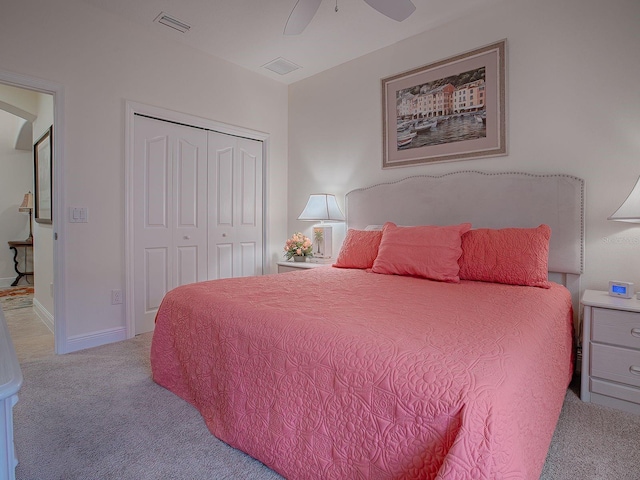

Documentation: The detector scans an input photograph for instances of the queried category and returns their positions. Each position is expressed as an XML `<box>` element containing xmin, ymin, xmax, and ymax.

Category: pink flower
<box><xmin>283</xmin><ymin>232</ymin><xmax>313</xmax><ymax>259</ymax></box>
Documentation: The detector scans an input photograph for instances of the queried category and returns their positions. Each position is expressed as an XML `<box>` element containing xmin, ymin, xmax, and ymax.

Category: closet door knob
<box><xmin>222</xmin><ymin>233</ymin><xmax>227</xmax><ymax>237</ymax></box>
<box><xmin>183</xmin><ymin>235</ymin><xmax>190</xmax><ymax>240</ymax></box>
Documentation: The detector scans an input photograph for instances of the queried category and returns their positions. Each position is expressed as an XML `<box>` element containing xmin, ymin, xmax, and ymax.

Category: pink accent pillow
<box><xmin>458</xmin><ymin>225</ymin><xmax>552</xmax><ymax>288</ymax></box>
<box><xmin>333</xmin><ymin>229</ymin><xmax>383</xmax><ymax>269</ymax></box>
<box><xmin>371</xmin><ymin>222</ymin><xmax>472</xmax><ymax>282</ymax></box>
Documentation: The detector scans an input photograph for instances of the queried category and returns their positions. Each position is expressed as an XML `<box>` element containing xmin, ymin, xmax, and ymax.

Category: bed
<box><xmin>151</xmin><ymin>171</ymin><xmax>585</xmax><ymax>479</ymax></box>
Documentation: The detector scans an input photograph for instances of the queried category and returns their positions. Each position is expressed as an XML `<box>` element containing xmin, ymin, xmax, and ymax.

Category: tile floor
<box><xmin>4</xmin><ymin>302</ymin><xmax>54</xmax><ymax>363</ymax></box>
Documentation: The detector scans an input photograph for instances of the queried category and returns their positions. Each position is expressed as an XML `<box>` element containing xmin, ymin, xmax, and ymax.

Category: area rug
<box><xmin>0</xmin><ymin>286</ymin><xmax>34</xmax><ymax>311</ymax></box>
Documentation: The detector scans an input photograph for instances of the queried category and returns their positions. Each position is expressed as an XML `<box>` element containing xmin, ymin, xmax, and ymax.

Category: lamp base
<box><xmin>313</xmin><ymin>225</ymin><xmax>332</xmax><ymax>258</ymax></box>
<box><xmin>26</xmin><ymin>212</ymin><xmax>33</xmax><ymax>243</ymax></box>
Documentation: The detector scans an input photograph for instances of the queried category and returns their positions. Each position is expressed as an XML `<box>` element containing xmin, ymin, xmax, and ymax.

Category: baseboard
<box><xmin>0</xmin><ymin>277</ymin><xmax>16</xmax><ymax>288</ymax></box>
<box><xmin>64</xmin><ymin>327</ymin><xmax>128</xmax><ymax>353</ymax></box>
<box><xmin>33</xmin><ymin>298</ymin><xmax>54</xmax><ymax>333</ymax></box>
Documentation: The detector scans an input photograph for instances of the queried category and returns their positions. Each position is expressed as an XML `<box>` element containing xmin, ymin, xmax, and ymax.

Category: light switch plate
<box><xmin>69</xmin><ymin>207</ymin><xmax>88</xmax><ymax>223</ymax></box>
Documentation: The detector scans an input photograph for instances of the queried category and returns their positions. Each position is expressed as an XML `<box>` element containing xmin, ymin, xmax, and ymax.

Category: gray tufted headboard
<box><xmin>345</xmin><ymin>171</ymin><xmax>585</xmax><ymax>317</ymax></box>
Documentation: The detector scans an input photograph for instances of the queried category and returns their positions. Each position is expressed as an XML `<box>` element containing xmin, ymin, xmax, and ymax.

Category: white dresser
<box><xmin>581</xmin><ymin>290</ymin><xmax>640</xmax><ymax>414</ymax></box>
<box><xmin>0</xmin><ymin>307</ymin><xmax>22</xmax><ymax>480</ymax></box>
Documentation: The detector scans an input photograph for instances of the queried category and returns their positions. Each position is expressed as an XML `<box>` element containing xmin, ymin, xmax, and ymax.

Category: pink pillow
<box><xmin>371</xmin><ymin>222</ymin><xmax>472</xmax><ymax>282</ymax></box>
<box><xmin>333</xmin><ymin>229</ymin><xmax>383</xmax><ymax>269</ymax></box>
<box><xmin>458</xmin><ymin>225</ymin><xmax>552</xmax><ymax>288</ymax></box>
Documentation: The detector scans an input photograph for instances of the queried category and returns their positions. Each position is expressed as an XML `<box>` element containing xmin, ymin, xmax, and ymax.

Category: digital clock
<box><xmin>608</xmin><ymin>281</ymin><xmax>634</xmax><ymax>298</ymax></box>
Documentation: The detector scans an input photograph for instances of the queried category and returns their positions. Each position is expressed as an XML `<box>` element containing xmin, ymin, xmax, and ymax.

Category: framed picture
<box><xmin>34</xmin><ymin>126</ymin><xmax>53</xmax><ymax>224</ymax></box>
<box><xmin>382</xmin><ymin>40</ymin><xmax>506</xmax><ymax>168</ymax></box>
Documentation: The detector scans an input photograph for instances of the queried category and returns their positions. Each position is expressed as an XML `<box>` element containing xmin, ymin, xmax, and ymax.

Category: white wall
<box><xmin>0</xmin><ymin>111</ymin><xmax>33</xmax><ymax>285</ymax></box>
<box><xmin>289</xmin><ymin>0</ymin><xmax>640</xmax><ymax>292</ymax></box>
<box><xmin>0</xmin><ymin>0</ymin><xmax>289</xmax><ymax>351</ymax></box>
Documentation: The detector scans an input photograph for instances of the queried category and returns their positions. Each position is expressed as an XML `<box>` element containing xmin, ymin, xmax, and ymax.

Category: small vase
<box><xmin>293</xmin><ymin>255</ymin><xmax>306</xmax><ymax>263</ymax></box>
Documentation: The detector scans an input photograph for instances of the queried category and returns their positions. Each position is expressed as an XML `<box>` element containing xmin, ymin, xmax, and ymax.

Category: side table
<box><xmin>8</xmin><ymin>240</ymin><xmax>34</xmax><ymax>286</ymax></box>
<box><xmin>581</xmin><ymin>289</ymin><xmax>640</xmax><ymax>414</ymax></box>
<box><xmin>276</xmin><ymin>260</ymin><xmax>331</xmax><ymax>274</ymax></box>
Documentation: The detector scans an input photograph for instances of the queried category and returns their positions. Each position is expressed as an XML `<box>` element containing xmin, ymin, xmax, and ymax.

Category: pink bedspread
<box><xmin>151</xmin><ymin>267</ymin><xmax>573</xmax><ymax>479</ymax></box>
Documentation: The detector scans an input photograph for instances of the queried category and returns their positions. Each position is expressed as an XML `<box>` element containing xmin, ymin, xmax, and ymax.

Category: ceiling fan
<box><xmin>284</xmin><ymin>0</ymin><xmax>416</xmax><ymax>35</ymax></box>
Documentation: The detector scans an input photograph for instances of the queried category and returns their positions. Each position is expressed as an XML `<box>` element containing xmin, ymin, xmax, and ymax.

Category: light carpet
<box><xmin>12</xmin><ymin>334</ymin><xmax>640</xmax><ymax>480</ymax></box>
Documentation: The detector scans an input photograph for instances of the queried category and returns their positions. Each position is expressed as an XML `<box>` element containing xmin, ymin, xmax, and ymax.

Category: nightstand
<box><xmin>276</xmin><ymin>260</ymin><xmax>331</xmax><ymax>274</ymax></box>
<box><xmin>581</xmin><ymin>289</ymin><xmax>640</xmax><ymax>414</ymax></box>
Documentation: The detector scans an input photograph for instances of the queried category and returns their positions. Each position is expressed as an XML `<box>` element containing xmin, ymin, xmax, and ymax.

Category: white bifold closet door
<box><xmin>133</xmin><ymin>116</ymin><xmax>208</xmax><ymax>334</ymax></box>
<box><xmin>207</xmin><ymin>132</ymin><xmax>263</xmax><ymax>280</ymax></box>
<box><xmin>133</xmin><ymin>115</ymin><xmax>263</xmax><ymax>335</ymax></box>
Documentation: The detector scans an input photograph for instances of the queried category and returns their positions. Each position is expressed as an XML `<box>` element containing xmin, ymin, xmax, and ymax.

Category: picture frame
<box><xmin>34</xmin><ymin>126</ymin><xmax>53</xmax><ymax>224</ymax></box>
<box><xmin>382</xmin><ymin>40</ymin><xmax>506</xmax><ymax>168</ymax></box>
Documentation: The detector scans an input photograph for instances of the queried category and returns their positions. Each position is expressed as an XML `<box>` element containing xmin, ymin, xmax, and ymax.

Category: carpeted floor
<box><xmin>13</xmin><ymin>333</ymin><xmax>282</xmax><ymax>480</ymax></box>
<box><xmin>10</xmin><ymin>332</ymin><xmax>640</xmax><ymax>479</ymax></box>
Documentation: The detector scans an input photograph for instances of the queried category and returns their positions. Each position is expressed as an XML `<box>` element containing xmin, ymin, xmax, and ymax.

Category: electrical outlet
<box><xmin>111</xmin><ymin>289</ymin><xmax>122</xmax><ymax>305</ymax></box>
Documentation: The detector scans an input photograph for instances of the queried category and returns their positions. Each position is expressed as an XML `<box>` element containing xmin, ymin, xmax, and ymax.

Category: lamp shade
<box><xmin>18</xmin><ymin>192</ymin><xmax>33</xmax><ymax>213</ymax></box>
<box><xmin>609</xmin><ymin>176</ymin><xmax>640</xmax><ymax>223</ymax></box>
<box><xmin>297</xmin><ymin>194</ymin><xmax>345</xmax><ymax>222</ymax></box>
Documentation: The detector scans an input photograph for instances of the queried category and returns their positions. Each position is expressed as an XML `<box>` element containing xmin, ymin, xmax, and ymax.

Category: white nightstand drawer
<box><xmin>590</xmin><ymin>378</ymin><xmax>640</xmax><ymax>406</ymax></box>
<box><xmin>592</xmin><ymin>307</ymin><xmax>640</xmax><ymax>349</ymax></box>
<box><xmin>591</xmin><ymin>343</ymin><xmax>640</xmax><ymax>388</ymax></box>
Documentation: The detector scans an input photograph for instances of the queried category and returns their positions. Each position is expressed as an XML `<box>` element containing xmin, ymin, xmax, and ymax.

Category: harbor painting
<box><xmin>382</xmin><ymin>40</ymin><xmax>506</xmax><ymax>168</ymax></box>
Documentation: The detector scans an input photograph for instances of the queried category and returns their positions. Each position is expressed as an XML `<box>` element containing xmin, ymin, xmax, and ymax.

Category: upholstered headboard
<box><xmin>345</xmin><ymin>171</ymin><xmax>585</xmax><ymax>324</ymax></box>
<box><xmin>345</xmin><ymin>171</ymin><xmax>584</xmax><ymax>275</ymax></box>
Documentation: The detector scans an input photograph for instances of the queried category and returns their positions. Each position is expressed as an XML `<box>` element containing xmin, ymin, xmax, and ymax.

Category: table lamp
<box><xmin>608</xmin><ymin>175</ymin><xmax>640</xmax><ymax>223</ymax></box>
<box><xmin>297</xmin><ymin>193</ymin><xmax>345</xmax><ymax>258</ymax></box>
<box><xmin>19</xmin><ymin>191</ymin><xmax>34</xmax><ymax>242</ymax></box>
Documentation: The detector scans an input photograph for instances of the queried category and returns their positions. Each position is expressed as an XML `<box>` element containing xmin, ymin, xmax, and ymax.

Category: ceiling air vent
<box><xmin>154</xmin><ymin>12</ymin><xmax>191</xmax><ymax>34</ymax></box>
<box><xmin>262</xmin><ymin>57</ymin><xmax>301</xmax><ymax>75</ymax></box>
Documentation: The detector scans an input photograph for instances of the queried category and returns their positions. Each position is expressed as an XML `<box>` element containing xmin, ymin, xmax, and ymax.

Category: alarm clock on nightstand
<box><xmin>608</xmin><ymin>281</ymin><xmax>634</xmax><ymax>298</ymax></box>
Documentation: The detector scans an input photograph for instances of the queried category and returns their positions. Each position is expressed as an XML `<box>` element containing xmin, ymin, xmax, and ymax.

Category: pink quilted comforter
<box><xmin>151</xmin><ymin>267</ymin><xmax>573</xmax><ymax>479</ymax></box>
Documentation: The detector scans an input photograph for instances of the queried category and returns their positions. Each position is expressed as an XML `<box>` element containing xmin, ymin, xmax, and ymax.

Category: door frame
<box><xmin>0</xmin><ymin>69</ymin><xmax>66</xmax><ymax>353</ymax></box>
<box><xmin>124</xmin><ymin>101</ymin><xmax>270</xmax><ymax>338</ymax></box>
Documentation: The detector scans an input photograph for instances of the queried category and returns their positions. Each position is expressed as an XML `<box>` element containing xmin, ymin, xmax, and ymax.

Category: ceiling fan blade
<box><xmin>363</xmin><ymin>0</ymin><xmax>416</xmax><ymax>22</ymax></box>
<box><xmin>284</xmin><ymin>0</ymin><xmax>323</xmax><ymax>35</ymax></box>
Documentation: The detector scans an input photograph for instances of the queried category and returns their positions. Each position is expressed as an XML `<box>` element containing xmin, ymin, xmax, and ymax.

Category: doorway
<box><xmin>0</xmin><ymin>69</ymin><xmax>65</xmax><ymax>354</ymax></box>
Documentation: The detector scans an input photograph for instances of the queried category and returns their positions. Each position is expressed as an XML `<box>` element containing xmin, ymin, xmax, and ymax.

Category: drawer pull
<box><xmin>632</xmin><ymin>328</ymin><xmax>640</xmax><ymax>338</ymax></box>
<box><xmin>630</xmin><ymin>366</ymin><xmax>640</xmax><ymax>376</ymax></box>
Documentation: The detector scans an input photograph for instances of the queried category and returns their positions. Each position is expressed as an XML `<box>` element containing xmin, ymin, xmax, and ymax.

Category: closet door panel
<box><xmin>173</xmin><ymin>132</ymin><xmax>208</xmax><ymax>288</ymax></box>
<box><xmin>145</xmin><ymin>136</ymin><xmax>169</xmax><ymax>228</ymax></box>
<box><xmin>215</xmin><ymin>243</ymin><xmax>234</xmax><ymax>280</ymax></box>
<box><xmin>145</xmin><ymin>247</ymin><xmax>168</xmax><ymax>312</ymax></box>
<box><xmin>234</xmin><ymin>138</ymin><xmax>263</xmax><ymax>277</ymax></box>
<box><xmin>215</xmin><ymin>147</ymin><xmax>234</xmax><ymax>227</ymax></box>
<box><xmin>240</xmin><ymin>242</ymin><xmax>257</xmax><ymax>277</ymax></box>
<box><xmin>134</xmin><ymin>115</ymin><xmax>207</xmax><ymax>334</ymax></box>
<box><xmin>175</xmin><ymin>138</ymin><xmax>199</xmax><ymax>228</ymax></box>
<box><xmin>240</xmin><ymin>150</ymin><xmax>257</xmax><ymax>226</ymax></box>
<box><xmin>176</xmin><ymin>246</ymin><xmax>198</xmax><ymax>286</ymax></box>
<box><xmin>134</xmin><ymin>119</ymin><xmax>174</xmax><ymax>334</ymax></box>
<box><xmin>208</xmin><ymin>133</ymin><xmax>263</xmax><ymax>279</ymax></box>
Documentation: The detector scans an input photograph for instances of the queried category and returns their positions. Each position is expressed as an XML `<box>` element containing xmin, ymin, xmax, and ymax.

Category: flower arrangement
<box><xmin>283</xmin><ymin>232</ymin><xmax>313</xmax><ymax>260</ymax></box>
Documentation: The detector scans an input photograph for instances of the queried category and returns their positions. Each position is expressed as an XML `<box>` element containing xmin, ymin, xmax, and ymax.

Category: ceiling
<box><xmin>78</xmin><ymin>0</ymin><xmax>502</xmax><ymax>85</ymax></box>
